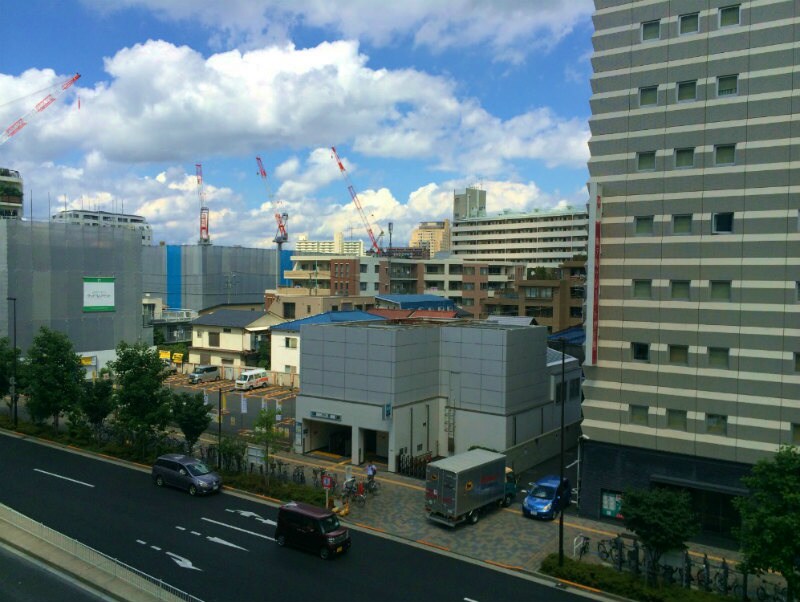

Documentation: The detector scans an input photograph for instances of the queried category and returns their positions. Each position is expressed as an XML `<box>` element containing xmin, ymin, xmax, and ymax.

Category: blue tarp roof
<box><xmin>548</xmin><ymin>325</ymin><xmax>585</xmax><ymax>345</ymax></box>
<box><xmin>376</xmin><ymin>294</ymin><xmax>456</xmax><ymax>310</ymax></box>
<box><xmin>271</xmin><ymin>310</ymin><xmax>385</xmax><ymax>333</ymax></box>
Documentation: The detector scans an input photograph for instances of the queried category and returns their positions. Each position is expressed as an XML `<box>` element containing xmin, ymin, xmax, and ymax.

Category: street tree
<box><xmin>75</xmin><ymin>379</ymin><xmax>117</xmax><ymax>440</ymax></box>
<box><xmin>109</xmin><ymin>341</ymin><xmax>171</xmax><ymax>448</ymax></box>
<box><xmin>0</xmin><ymin>337</ymin><xmax>17</xmax><ymax>403</ymax></box>
<box><xmin>734</xmin><ymin>445</ymin><xmax>800</xmax><ymax>599</ymax></box>
<box><xmin>253</xmin><ymin>408</ymin><xmax>280</xmax><ymax>483</ymax></box>
<box><xmin>171</xmin><ymin>391</ymin><xmax>211</xmax><ymax>453</ymax></box>
<box><xmin>25</xmin><ymin>327</ymin><xmax>83</xmax><ymax>431</ymax></box>
<box><xmin>621</xmin><ymin>487</ymin><xmax>699</xmax><ymax>584</ymax></box>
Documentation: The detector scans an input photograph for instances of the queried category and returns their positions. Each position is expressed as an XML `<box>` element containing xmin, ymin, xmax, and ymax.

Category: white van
<box><xmin>235</xmin><ymin>368</ymin><xmax>269</xmax><ymax>391</ymax></box>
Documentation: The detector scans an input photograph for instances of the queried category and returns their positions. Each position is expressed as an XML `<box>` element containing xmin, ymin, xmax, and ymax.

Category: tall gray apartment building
<box><xmin>582</xmin><ymin>0</ymin><xmax>799</xmax><ymax>534</ymax></box>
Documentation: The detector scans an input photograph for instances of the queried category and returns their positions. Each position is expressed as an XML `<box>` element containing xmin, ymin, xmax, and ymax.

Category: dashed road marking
<box><xmin>34</xmin><ymin>469</ymin><xmax>94</xmax><ymax>488</ymax></box>
<box><xmin>201</xmin><ymin>517</ymin><xmax>274</xmax><ymax>541</ymax></box>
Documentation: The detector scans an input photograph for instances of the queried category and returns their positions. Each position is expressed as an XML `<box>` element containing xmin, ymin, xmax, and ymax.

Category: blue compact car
<box><xmin>521</xmin><ymin>475</ymin><xmax>571</xmax><ymax>520</ymax></box>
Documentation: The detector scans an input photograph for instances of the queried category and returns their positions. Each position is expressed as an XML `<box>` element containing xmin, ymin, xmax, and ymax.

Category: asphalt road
<box><xmin>0</xmin><ymin>434</ymin><xmax>591</xmax><ymax>602</ymax></box>
<box><xmin>0</xmin><ymin>543</ymin><xmax>109</xmax><ymax>602</ymax></box>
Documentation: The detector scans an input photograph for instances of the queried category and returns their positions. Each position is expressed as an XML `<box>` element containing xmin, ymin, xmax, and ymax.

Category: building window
<box><xmin>677</xmin><ymin>80</ymin><xmax>697</xmax><ymax>102</ymax></box>
<box><xmin>635</xmin><ymin>215</ymin><xmax>654</xmax><ymax>235</ymax></box>
<box><xmin>710</xmin><ymin>280</ymin><xmax>732</xmax><ymax>301</ymax></box>
<box><xmin>360</xmin><ymin>282</ymin><xmax>367</xmax><ymax>291</ymax></box>
<box><xmin>719</xmin><ymin>5</ymin><xmax>740</xmax><ymax>27</ymax></box>
<box><xmin>793</xmin><ymin>424</ymin><xmax>800</xmax><ymax>445</ymax></box>
<box><xmin>679</xmin><ymin>13</ymin><xmax>699</xmax><ymax>35</ymax></box>
<box><xmin>633</xmin><ymin>279</ymin><xmax>652</xmax><ymax>299</ymax></box>
<box><xmin>360</xmin><ymin>264</ymin><xmax>367</xmax><ymax>273</ymax></box>
<box><xmin>706</xmin><ymin>414</ymin><xmax>728</xmax><ymax>436</ymax></box>
<box><xmin>672</xmin><ymin>214</ymin><xmax>692</xmax><ymax>235</ymax></box>
<box><xmin>669</xmin><ymin>345</ymin><xmax>689</xmax><ymax>364</ymax></box>
<box><xmin>223</xmin><ymin>328</ymin><xmax>231</xmax><ymax>333</ymax></box>
<box><xmin>641</xmin><ymin>19</ymin><xmax>661</xmax><ymax>42</ymax></box>
<box><xmin>709</xmin><ymin>347</ymin><xmax>730</xmax><ymax>369</ymax></box>
<box><xmin>284</xmin><ymin>337</ymin><xmax>297</xmax><ymax>349</ymax></box>
<box><xmin>208</xmin><ymin>332</ymin><xmax>220</xmax><ymax>347</ymax></box>
<box><xmin>639</xmin><ymin>86</ymin><xmax>657</xmax><ymax>106</ymax></box>
<box><xmin>632</xmin><ymin>342</ymin><xmax>650</xmax><ymax>361</ymax></box>
<box><xmin>675</xmin><ymin>148</ymin><xmax>695</xmax><ymax>169</ymax></box>
<box><xmin>283</xmin><ymin>302</ymin><xmax>296</xmax><ymax>319</ymax></box>
<box><xmin>671</xmin><ymin>280</ymin><xmax>691</xmax><ymax>300</ymax></box>
<box><xmin>570</xmin><ymin>306</ymin><xmax>583</xmax><ymax>318</ymax></box>
<box><xmin>630</xmin><ymin>405</ymin><xmax>649</xmax><ymax>426</ymax></box>
<box><xmin>715</xmin><ymin>144</ymin><xmax>736</xmax><ymax>166</ymax></box>
<box><xmin>717</xmin><ymin>75</ymin><xmax>738</xmax><ymax>97</ymax></box>
<box><xmin>637</xmin><ymin>151</ymin><xmax>656</xmax><ymax>171</ymax></box>
<box><xmin>795</xmin><ymin>352</ymin><xmax>800</xmax><ymax>372</ymax></box>
<box><xmin>667</xmin><ymin>409</ymin><xmax>688</xmax><ymax>431</ymax></box>
<box><xmin>712</xmin><ymin>212</ymin><xmax>734</xmax><ymax>233</ymax></box>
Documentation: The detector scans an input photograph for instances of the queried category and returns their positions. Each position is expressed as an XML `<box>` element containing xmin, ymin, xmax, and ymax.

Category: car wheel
<box><xmin>188</xmin><ymin>484</ymin><xmax>197</xmax><ymax>496</ymax></box>
<box><xmin>502</xmin><ymin>494</ymin><xmax>513</xmax><ymax>507</ymax></box>
<box><xmin>468</xmin><ymin>510</ymin><xmax>479</xmax><ymax>525</ymax></box>
<box><xmin>155</xmin><ymin>476</ymin><xmax>164</xmax><ymax>487</ymax></box>
<box><xmin>320</xmin><ymin>547</ymin><xmax>331</xmax><ymax>560</ymax></box>
<box><xmin>215</xmin><ymin>375</ymin><xmax>220</xmax><ymax>381</ymax></box>
<box><xmin>522</xmin><ymin>508</ymin><xmax>530</xmax><ymax>518</ymax></box>
<box><xmin>276</xmin><ymin>535</ymin><xmax>286</xmax><ymax>547</ymax></box>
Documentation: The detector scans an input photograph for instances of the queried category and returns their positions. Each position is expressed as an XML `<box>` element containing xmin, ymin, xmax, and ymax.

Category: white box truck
<box><xmin>424</xmin><ymin>449</ymin><xmax>517</xmax><ymax>527</ymax></box>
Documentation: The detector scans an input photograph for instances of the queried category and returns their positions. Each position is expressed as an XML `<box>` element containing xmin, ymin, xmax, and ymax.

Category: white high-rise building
<box><xmin>52</xmin><ymin>209</ymin><xmax>152</xmax><ymax>245</ymax></box>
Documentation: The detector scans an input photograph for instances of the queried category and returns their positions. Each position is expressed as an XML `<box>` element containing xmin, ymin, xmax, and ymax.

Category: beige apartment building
<box><xmin>582</xmin><ymin>0</ymin><xmax>800</xmax><ymax>534</ymax></box>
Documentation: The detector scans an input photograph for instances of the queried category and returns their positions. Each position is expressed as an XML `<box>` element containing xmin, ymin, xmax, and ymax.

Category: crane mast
<box><xmin>331</xmin><ymin>146</ymin><xmax>382</xmax><ymax>255</ymax></box>
<box><xmin>196</xmin><ymin>163</ymin><xmax>211</xmax><ymax>245</ymax></box>
<box><xmin>256</xmin><ymin>156</ymin><xmax>288</xmax><ymax>290</ymax></box>
<box><xmin>1</xmin><ymin>73</ymin><xmax>81</xmax><ymax>146</ymax></box>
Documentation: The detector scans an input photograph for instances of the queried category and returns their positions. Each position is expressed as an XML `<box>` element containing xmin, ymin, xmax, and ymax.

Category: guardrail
<box><xmin>0</xmin><ymin>503</ymin><xmax>202</xmax><ymax>602</ymax></box>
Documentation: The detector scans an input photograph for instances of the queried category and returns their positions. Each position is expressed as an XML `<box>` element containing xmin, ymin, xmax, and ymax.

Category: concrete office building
<box><xmin>582</xmin><ymin>0</ymin><xmax>799</xmax><ymax>533</ymax></box>
<box><xmin>52</xmin><ymin>209</ymin><xmax>153</xmax><ymax>245</ymax></box>
<box><xmin>295</xmin><ymin>232</ymin><xmax>364</xmax><ymax>256</ymax></box>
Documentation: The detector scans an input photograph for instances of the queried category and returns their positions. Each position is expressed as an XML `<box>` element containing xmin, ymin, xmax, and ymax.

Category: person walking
<box><xmin>366</xmin><ymin>461</ymin><xmax>377</xmax><ymax>482</ymax></box>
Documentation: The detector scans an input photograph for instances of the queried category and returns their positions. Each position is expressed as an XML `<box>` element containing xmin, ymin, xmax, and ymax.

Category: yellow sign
<box><xmin>159</xmin><ymin>350</ymin><xmax>171</xmax><ymax>360</ymax></box>
<box><xmin>172</xmin><ymin>353</ymin><xmax>183</xmax><ymax>364</ymax></box>
<box><xmin>80</xmin><ymin>356</ymin><xmax>95</xmax><ymax>366</ymax></box>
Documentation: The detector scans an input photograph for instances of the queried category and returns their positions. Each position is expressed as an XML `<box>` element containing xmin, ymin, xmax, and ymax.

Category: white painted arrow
<box><xmin>166</xmin><ymin>552</ymin><xmax>202</xmax><ymax>571</ymax></box>
<box><xmin>226</xmin><ymin>509</ymin><xmax>276</xmax><ymax>526</ymax></box>
<box><xmin>207</xmin><ymin>536</ymin><xmax>248</xmax><ymax>551</ymax></box>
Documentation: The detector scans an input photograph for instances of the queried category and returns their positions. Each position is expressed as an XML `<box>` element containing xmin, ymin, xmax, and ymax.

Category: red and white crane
<box><xmin>0</xmin><ymin>73</ymin><xmax>81</xmax><ymax>146</ymax></box>
<box><xmin>256</xmin><ymin>156</ymin><xmax>288</xmax><ymax>290</ymax></box>
<box><xmin>196</xmin><ymin>163</ymin><xmax>211</xmax><ymax>245</ymax></box>
<box><xmin>331</xmin><ymin>146</ymin><xmax>383</xmax><ymax>255</ymax></box>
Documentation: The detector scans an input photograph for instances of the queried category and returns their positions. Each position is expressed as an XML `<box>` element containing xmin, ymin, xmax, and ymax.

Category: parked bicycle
<box><xmin>292</xmin><ymin>465</ymin><xmax>306</xmax><ymax>485</ymax></box>
<box><xmin>342</xmin><ymin>478</ymin><xmax>366</xmax><ymax>508</ymax></box>
<box><xmin>365</xmin><ymin>476</ymin><xmax>381</xmax><ymax>495</ymax></box>
<box><xmin>597</xmin><ymin>538</ymin><xmax>624</xmax><ymax>566</ymax></box>
<box><xmin>756</xmin><ymin>578</ymin><xmax>788</xmax><ymax>602</ymax></box>
<box><xmin>573</xmin><ymin>533</ymin><xmax>590</xmax><ymax>560</ymax></box>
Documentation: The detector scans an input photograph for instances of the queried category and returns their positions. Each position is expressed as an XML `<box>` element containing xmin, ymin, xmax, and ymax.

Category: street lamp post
<box><xmin>217</xmin><ymin>385</ymin><xmax>223</xmax><ymax>469</ymax></box>
<box><xmin>6</xmin><ymin>297</ymin><xmax>17</xmax><ymax>429</ymax></box>
<box><xmin>558</xmin><ymin>337</ymin><xmax>566</xmax><ymax>567</ymax></box>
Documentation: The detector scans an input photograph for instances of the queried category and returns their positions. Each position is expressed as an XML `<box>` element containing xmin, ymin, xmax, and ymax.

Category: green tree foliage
<box><xmin>25</xmin><ymin>327</ymin><xmax>83</xmax><ymax>430</ymax></box>
<box><xmin>109</xmin><ymin>341</ymin><xmax>171</xmax><ymax>443</ymax></box>
<box><xmin>76</xmin><ymin>379</ymin><xmax>117</xmax><ymax>438</ymax></box>
<box><xmin>253</xmin><ymin>408</ymin><xmax>280</xmax><ymax>483</ymax></box>
<box><xmin>171</xmin><ymin>391</ymin><xmax>211</xmax><ymax>453</ymax></box>
<box><xmin>734</xmin><ymin>446</ymin><xmax>800</xmax><ymax>598</ymax></box>
<box><xmin>0</xmin><ymin>336</ymin><xmax>17</xmax><ymax>400</ymax></box>
<box><xmin>621</xmin><ymin>487</ymin><xmax>699</xmax><ymax>583</ymax></box>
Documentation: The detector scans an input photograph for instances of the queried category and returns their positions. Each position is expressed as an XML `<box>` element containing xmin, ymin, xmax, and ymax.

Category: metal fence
<box><xmin>0</xmin><ymin>503</ymin><xmax>202</xmax><ymax>602</ymax></box>
<box><xmin>577</xmin><ymin>533</ymin><xmax>791</xmax><ymax>602</ymax></box>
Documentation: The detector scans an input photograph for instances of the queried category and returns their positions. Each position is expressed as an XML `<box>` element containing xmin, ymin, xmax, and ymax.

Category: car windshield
<box><xmin>186</xmin><ymin>462</ymin><xmax>212</xmax><ymax>476</ymax></box>
<box><xmin>319</xmin><ymin>515</ymin><xmax>341</xmax><ymax>534</ymax></box>
<box><xmin>530</xmin><ymin>485</ymin><xmax>556</xmax><ymax>499</ymax></box>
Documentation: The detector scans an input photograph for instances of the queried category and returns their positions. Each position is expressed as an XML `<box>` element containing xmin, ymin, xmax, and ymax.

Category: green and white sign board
<box><xmin>83</xmin><ymin>277</ymin><xmax>115</xmax><ymax>312</ymax></box>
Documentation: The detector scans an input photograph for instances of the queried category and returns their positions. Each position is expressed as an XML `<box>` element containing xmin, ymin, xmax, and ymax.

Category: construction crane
<box><xmin>1</xmin><ymin>73</ymin><xmax>81</xmax><ymax>146</ymax></box>
<box><xmin>196</xmin><ymin>163</ymin><xmax>211</xmax><ymax>245</ymax></box>
<box><xmin>256</xmin><ymin>156</ymin><xmax>288</xmax><ymax>290</ymax></box>
<box><xmin>331</xmin><ymin>146</ymin><xmax>383</xmax><ymax>255</ymax></box>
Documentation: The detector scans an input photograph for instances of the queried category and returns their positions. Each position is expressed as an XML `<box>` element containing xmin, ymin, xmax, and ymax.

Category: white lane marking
<box><xmin>166</xmin><ymin>552</ymin><xmax>202</xmax><ymax>571</ymax></box>
<box><xmin>136</xmin><ymin>540</ymin><xmax>146</xmax><ymax>545</ymax></box>
<box><xmin>464</xmin><ymin>598</ymin><xmax>479</xmax><ymax>602</ymax></box>
<box><xmin>201</xmin><ymin>517</ymin><xmax>274</xmax><ymax>541</ymax></box>
<box><xmin>190</xmin><ymin>531</ymin><xmax>201</xmax><ymax>536</ymax></box>
<box><xmin>207</xmin><ymin>536</ymin><xmax>248</xmax><ymax>551</ymax></box>
<box><xmin>34</xmin><ymin>469</ymin><xmax>94</xmax><ymax>488</ymax></box>
<box><xmin>226</xmin><ymin>509</ymin><xmax>276</xmax><ymax>526</ymax></box>
<box><xmin>150</xmin><ymin>546</ymin><xmax>161</xmax><ymax>551</ymax></box>
<box><xmin>175</xmin><ymin>526</ymin><xmax>186</xmax><ymax>531</ymax></box>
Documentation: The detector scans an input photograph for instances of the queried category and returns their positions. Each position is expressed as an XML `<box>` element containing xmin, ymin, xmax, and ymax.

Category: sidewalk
<box><xmin>267</xmin><ymin>446</ymin><xmax>742</xmax><ymax>574</ymax></box>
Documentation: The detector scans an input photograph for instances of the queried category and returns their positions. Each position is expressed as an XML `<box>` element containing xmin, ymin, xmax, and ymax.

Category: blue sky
<box><xmin>0</xmin><ymin>0</ymin><xmax>594</xmax><ymax>248</ymax></box>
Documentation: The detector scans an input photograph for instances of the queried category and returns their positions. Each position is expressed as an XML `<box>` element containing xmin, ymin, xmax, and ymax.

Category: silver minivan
<box><xmin>152</xmin><ymin>454</ymin><xmax>222</xmax><ymax>496</ymax></box>
<box><xmin>188</xmin><ymin>365</ymin><xmax>220</xmax><ymax>384</ymax></box>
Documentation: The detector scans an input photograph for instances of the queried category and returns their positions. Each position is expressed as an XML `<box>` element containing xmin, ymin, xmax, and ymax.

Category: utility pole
<box><xmin>217</xmin><ymin>385</ymin><xmax>223</xmax><ymax>469</ymax></box>
<box><xmin>558</xmin><ymin>337</ymin><xmax>566</xmax><ymax>566</ymax></box>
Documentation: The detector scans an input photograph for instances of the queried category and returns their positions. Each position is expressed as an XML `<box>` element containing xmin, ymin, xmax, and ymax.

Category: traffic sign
<box><xmin>322</xmin><ymin>475</ymin><xmax>333</xmax><ymax>489</ymax></box>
